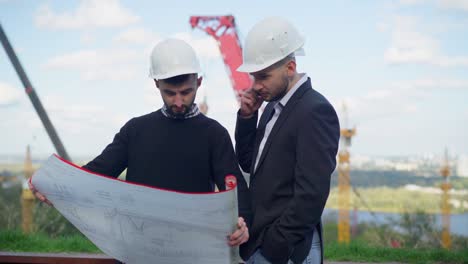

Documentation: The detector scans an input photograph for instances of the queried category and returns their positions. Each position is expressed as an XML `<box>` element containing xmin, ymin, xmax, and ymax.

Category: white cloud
<box><xmin>436</xmin><ymin>56</ymin><xmax>468</xmax><ymax>66</ymax></box>
<box><xmin>438</xmin><ymin>0</ymin><xmax>468</xmax><ymax>11</ymax></box>
<box><xmin>200</xmin><ymin>73</ymin><xmax>238</xmax><ymax>111</ymax></box>
<box><xmin>143</xmin><ymin>79</ymin><xmax>163</xmax><ymax>107</ymax></box>
<box><xmin>35</xmin><ymin>0</ymin><xmax>140</xmax><ymax>30</ymax></box>
<box><xmin>394</xmin><ymin>78</ymin><xmax>468</xmax><ymax>89</ymax></box>
<box><xmin>0</xmin><ymin>82</ymin><xmax>22</xmax><ymax>106</ymax></box>
<box><xmin>46</xmin><ymin>95</ymin><xmax>126</xmax><ymax>122</ymax></box>
<box><xmin>113</xmin><ymin>27</ymin><xmax>160</xmax><ymax>45</ymax></box>
<box><xmin>376</xmin><ymin>21</ymin><xmax>390</xmax><ymax>32</ymax></box>
<box><xmin>334</xmin><ymin>92</ymin><xmax>417</xmax><ymax>127</ymax></box>
<box><xmin>332</xmin><ymin>77</ymin><xmax>468</xmax><ymax>126</ymax></box>
<box><xmin>399</xmin><ymin>0</ymin><xmax>429</xmax><ymax>5</ymax></box>
<box><xmin>384</xmin><ymin>16</ymin><xmax>437</xmax><ymax>62</ymax></box>
<box><xmin>43</xmin><ymin>48</ymin><xmax>143</xmax><ymax>81</ymax></box>
<box><xmin>384</xmin><ymin>16</ymin><xmax>468</xmax><ymax>66</ymax></box>
<box><xmin>171</xmin><ymin>32</ymin><xmax>221</xmax><ymax>61</ymax></box>
<box><xmin>80</xmin><ymin>32</ymin><xmax>95</xmax><ymax>45</ymax></box>
<box><xmin>41</xmin><ymin>28</ymin><xmax>223</xmax><ymax>83</ymax></box>
<box><xmin>33</xmin><ymin>95</ymin><xmax>132</xmax><ymax>157</ymax></box>
<box><xmin>399</xmin><ymin>0</ymin><xmax>468</xmax><ymax>11</ymax></box>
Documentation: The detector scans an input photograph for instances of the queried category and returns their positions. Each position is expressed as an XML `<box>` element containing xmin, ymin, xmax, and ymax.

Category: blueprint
<box><xmin>31</xmin><ymin>154</ymin><xmax>240</xmax><ymax>264</ymax></box>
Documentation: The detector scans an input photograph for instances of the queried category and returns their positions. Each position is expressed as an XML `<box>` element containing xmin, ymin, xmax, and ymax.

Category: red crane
<box><xmin>190</xmin><ymin>15</ymin><xmax>253</xmax><ymax>102</ymax></box>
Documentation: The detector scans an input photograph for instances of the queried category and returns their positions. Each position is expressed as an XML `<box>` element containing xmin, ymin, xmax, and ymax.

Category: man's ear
<box><xmin>286</xmin><ymin>60</ymin><xmax>297</xmax><ymax>77</ymax></box>
<box><xmin>197</xmin><ymin>76</ymin><xmax>203</xmax><ymax>88</ymax></box>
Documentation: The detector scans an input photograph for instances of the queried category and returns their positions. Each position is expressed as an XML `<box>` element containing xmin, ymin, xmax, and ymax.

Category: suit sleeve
<box><xmin>234</xmin><ymin>111</ymin><xmax>259</xmax><ymax>173</ymax></box>
<box><xmin>82</xmin><ymin>120</ymin><xmax>131</xmax><ymax>178</ymax></box>
<box><xmin>262</xmin><ymin>103</ymin><xmax>340</xmax><ymax>263</ymax></box>
<box><xmin>211</xmin><ymin>126</ymin><xmax>252</xmax><ymax>224</ymax></box>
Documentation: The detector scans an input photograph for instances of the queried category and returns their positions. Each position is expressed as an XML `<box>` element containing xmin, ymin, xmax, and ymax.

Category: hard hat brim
<box><xmin>294</xmin><ymin>47</ymin><xmax>305</xmax><ymax>56</ymax></box>
<box><xmin>237</xmin><ymin>47</ymin><xmax>305</xmax><ymax>73</ymax></box>
<box><xmin>149</xmin><ymin>67</ymin><xmax>202</xmax><ymax>80</ymax></box>
<box><xmin>236</xmin><ymin>63</ymin><xmax>266</xmax><ymax>73</ymax></box>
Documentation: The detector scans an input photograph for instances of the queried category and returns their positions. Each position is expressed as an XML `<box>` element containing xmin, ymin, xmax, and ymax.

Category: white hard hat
<box><xmin>149</xmin><ymin>38</ymin><xmax>202</xmax><ymax>80</ymax></box>
<box><xmin>237</xmin><ymin>17</ymin><xmax>305</xmax><ymax>73</ymax></box>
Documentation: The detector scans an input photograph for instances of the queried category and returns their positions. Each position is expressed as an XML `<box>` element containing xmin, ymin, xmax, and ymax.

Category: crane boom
<box><xmin>190</xmin><ymin>15</ymin><xmax>252</xmax><ymax>102</ymax></box>
<box><xmin>0</xmin><ymin>23</ymin><xmax>71</xmax><ymax>161</ymax></box>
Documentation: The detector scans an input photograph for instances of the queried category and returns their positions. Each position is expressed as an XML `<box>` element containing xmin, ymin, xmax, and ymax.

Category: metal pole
<box><xmin>0</xmin><ymin>23</ymin><xmax>71</xmax><ymax>161</ymax></box>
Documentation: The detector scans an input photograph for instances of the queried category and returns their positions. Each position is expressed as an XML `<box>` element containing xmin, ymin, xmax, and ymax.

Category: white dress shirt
<box><xmin>253</xmin><ymin>73</ymin><xmax>308</xmax><ymax>172</ymax></box>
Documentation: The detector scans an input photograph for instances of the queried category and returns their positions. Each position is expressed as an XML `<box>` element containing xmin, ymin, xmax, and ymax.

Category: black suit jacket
<box><xmin>235</xmin><ymin>78</ymin><xmax>340</xmax><ymax>264</ymax></box>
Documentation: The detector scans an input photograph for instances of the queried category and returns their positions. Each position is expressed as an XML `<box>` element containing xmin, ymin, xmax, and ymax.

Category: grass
<box><xmin>325</xmin><ymin>240</ymin><xmax>468</xmax><ymax>264</ymax></box>
<box><xmin>0</xmin><ymin>229</ymin><xmax>99</xmax><ymax>253</ymax></box>
<box><xmin>326</xmin><ymin>186</ymin><xmax>468</xmax><ymax>214</ymax></box>
<box><xmin>1</xmin><ymin>230</ymin><xmax>467</xmax><ymax>263</ymax></box>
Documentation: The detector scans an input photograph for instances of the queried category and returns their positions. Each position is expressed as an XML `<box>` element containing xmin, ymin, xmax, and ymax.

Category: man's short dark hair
<box><xmin>274</xmin><ymin>53</ymin><xmax>296</xmax><ymax>68</ymax></box>
<box><xmin>263</xmin><ymin>53</ymin><xmax>296</xmax><ymax>72</ymax></box>
<box><xmin>161</xmin><ymin>74</ymin><xmax>197</xmax><ymax>85</ymax></box>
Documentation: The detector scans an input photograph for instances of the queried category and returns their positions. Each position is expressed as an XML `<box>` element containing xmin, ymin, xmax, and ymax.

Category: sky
<box><xmin>0</xmin><ymin>0</ymin><xmax>467</xmax><ymax>160</ymax></box>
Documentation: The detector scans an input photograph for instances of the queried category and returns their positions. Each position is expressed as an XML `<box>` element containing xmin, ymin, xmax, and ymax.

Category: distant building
<box><xmin>456</xmin><ymin>155</ymin><xmax>468</xmax><ymax>178</ymax></box>
<box><xmin>394</xmin><ymin>162</ymin><xmax>418</xmax><ymax>171</ymax></box>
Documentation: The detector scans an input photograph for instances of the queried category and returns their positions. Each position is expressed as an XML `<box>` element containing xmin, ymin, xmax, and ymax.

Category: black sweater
<box><xmin>83</xmin><ymin>110</ymin><xmax>251</xmax><ymax>219</ymax></box>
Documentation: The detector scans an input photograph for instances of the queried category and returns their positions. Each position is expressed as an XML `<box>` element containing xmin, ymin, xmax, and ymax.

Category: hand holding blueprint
<box><xmin>31</xmin><ymin>155</ymin><xmax>240</xmax><ymax>264</ymax></box>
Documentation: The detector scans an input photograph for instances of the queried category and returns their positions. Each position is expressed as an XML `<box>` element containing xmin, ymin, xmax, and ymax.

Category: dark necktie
<box><xmin>251</xmin><ymin>104</ymin><xmax>276</xmax><ymax>174</ymax></box>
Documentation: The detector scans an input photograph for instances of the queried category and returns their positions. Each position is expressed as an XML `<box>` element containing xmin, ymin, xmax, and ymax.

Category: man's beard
<box><xmin>164</xmin><ymin>98</ymin><xmax>195</xmax><ymax>119</ymax></box>
<box><xmin>166</xmin><ymin>105</ymin><xmax>189</xmax><ymax>118</ymax></box>
<box><xmin>269</xmin><ymin>75</ymin><xmax>289</xmax><ymax>102</ymax></box>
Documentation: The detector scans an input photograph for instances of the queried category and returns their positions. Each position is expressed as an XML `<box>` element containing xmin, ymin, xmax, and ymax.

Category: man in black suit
<box><xmin>235</xmin><ymin>17</ymin><xmax>340</xmax><ymax>264</ymax></box>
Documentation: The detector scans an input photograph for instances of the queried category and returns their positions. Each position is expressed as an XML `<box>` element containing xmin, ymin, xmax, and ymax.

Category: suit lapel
<box><xmin>252</xmin><ymin>80</ymin><xmax>312</xmax><ymax>177</ymax></box>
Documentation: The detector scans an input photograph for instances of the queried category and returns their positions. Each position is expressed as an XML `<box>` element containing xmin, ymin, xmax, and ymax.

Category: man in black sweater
<box><xmin>30</xmin><ymin>38</ymin><xmax>251</xmax><ymax>252</ymax></box>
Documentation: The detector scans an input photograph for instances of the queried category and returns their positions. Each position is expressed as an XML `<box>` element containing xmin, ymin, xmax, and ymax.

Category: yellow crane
<box><xmin>337</xmin><ymin>103</ymin><xmax>356</xmax><ymax>243</ymax></box>
<box><xmin>22</xmin><ymin>145</ymin><xmax>35</xmax><ymax>233</ymax></box>
<box><xmin>440</xmin><ymin>148</ymin><xmax>451</xmax><ymax>249</ymax></box>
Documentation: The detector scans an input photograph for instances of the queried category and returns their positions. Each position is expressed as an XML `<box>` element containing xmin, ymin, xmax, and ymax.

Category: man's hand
<box><xmin>228</xmin><ymin>217</ymin><xmax>249</xmax><ymax>247</ymax></box>
<box><xmin>28</xmin><ymin>180</ymin><xmax>53</xmax><ymax>206</ymax></box>
<box><xmin>239</xmin><ymin>89</ymin><xmax>263</xmax><ymax>118</ymax></box>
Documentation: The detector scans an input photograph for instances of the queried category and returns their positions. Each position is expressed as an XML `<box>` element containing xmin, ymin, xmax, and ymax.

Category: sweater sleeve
<box><xmin>82</xmin><ymin>120</ymin><xmax>131</xmax><ymax>177</ymax></box>
<box><xmin>211</xmin><ymin>125</ymin><xmax>252</xmax><ymax>225</ymax></box>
